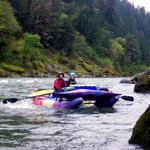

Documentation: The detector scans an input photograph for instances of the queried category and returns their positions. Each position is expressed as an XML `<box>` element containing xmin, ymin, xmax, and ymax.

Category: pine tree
<box><xmin>0</xmin><ymin>0</ymin><xmax>21</xmax><ymax>62</ymax></box>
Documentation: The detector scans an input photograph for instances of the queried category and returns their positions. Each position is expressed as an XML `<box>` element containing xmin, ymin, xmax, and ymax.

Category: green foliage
<box><xmin>75</xmin><ymin>65</ymin><xmax>87</xmax><ymax>74</ymax></box>
<box><xmin>23</xmin><ymin>33</ymin><xmax>43</xmax><ymax>48</ymax></box>
<box><xmin>2</xmin><ymin>63</ymin><xmax>25</xmax><ymax>73</ymax></box>
<box><xmin>0</xmin><ymin>0</ymin><xmax>22</xmax><ymax>62</ymax></box>
<box><xmin>1</xmin><ymin>40</ymin><xmax>24</xmax><ymax>66</ymax></box>
<box><xmin>0</xmin><ymin>0</ymin><xmax>149</xmax><ymax>76</ymax></box>
<box><xmin>59</xmin><ymin>13</ymin><xmax>69</xmax><ymax>20</ymax></box>
<box><xmin>81</xmin><ymin>62</ymin><xmax>94</xmax><ymax>73</ymax></box>
<box><xmin>93</xmin><ymin>28</ymin><xmax>113</xmax><ymax>57</ymax></box>
<box><xmin>98</xmin><ymin>57</ymin><xmax>113</xmax><ymax>68</ymax></box>
<box><xmin>32</xmin><ymin>61</ymin><xmax>45</xmax><ymax>73</ymax></box>
<box><xmin>0</xmin><ymin>0</ymin><xmax>21</xmax><ymax>34</ymax></box>
<box><xmin>68</xmin><ymin>59</ymin><xmax>76</xmax><ymax>69</ymax></box>
<box><xmin>23</xmin><ymin>33</ymin><xmax>43</xmax><ymax>63</ymax></box>
<box><xmin>110</xmin><ymin>37</ymin><xmax>125</xmax><ymax>58</ymax></box>
<box><xmin>109</xmin><ymin>37</ymin><xmax>126</xmax><ymax>70</ymax></box>
<box><xmin>122</xmin><ymin>64</ymin><xmax>148</xmax><ymax>75</ymax></box>
<box><xmin>71</xmin><ymin>32</ymin><xmax>97</xmax><ymax>61</ymax></box>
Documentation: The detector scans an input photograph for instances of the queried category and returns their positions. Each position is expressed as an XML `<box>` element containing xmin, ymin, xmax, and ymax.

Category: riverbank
<box><xmin>0</xmin><ymin>63</ymin><xmax>148</xmax><ymax>78</ymax></box>
<box><xmin>0</xmin><ymin>62</ymin><xmax>119</xmax><ymax>78</ymax></box>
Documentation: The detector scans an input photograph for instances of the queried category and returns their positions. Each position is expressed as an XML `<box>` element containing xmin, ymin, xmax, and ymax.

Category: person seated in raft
<box><xmin>54</xmin><ymin>72</ymin><xmax>67</xmax><ymax>91</ymax></box>
<box><xmin>66</xmin><ymin>72</ymin><xmax>77</xmax><ymax>86</ymax></box>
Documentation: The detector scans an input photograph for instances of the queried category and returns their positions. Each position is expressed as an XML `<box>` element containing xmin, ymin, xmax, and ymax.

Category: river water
<box><xmin>0</xmin><ymin>77</ymin><xmax>149</xmax><ymax>150</ymax></box>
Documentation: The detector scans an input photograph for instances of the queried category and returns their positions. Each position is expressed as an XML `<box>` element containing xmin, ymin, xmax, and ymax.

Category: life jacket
<box><xmin>67</xmin><ymin>79</ymin><xmax>76</xmax><ymax>86</ymax></box>
<box><xmin>54</xmin><ymin>79</ymin><xmax>67</xmax><ymax>90</ymax></box>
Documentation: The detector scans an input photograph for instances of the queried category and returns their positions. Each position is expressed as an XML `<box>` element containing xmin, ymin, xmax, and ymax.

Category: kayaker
<box><xmin>66</xmin><ymin>72</ymin><xmax>77</xmax><ymax>86</ymax></box>
<box><xmin>54</xmin><ymin>72</ymin><xmax>67</xmax><ymax>90</ymax></box>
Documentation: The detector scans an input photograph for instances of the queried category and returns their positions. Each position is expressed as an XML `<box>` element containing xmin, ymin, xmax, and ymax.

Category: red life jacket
<box><xmin>54</xmin><ymin>79</ymin><xmax>67</xmax><ymax>90</ymax></box>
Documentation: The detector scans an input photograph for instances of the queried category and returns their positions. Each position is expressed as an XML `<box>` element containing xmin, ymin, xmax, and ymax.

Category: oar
<box><xmin>82</xmin><ymin>95</ymin><xmax>134</xmax><ymax>102</ymax></box>
<box><xmin>120</xmin><ymin>95</ymin><xmax>134</xmax><ymax>101</ymax></box>
<box><xmin>3</xmin><ymin>96</ymin><xmax>43</xmax><ymax>104</ymax></box>
<box><xmin>2</xmin><ymin>89</ymin><xmax>54</xmax><ymax>104</ymax></box>
<box><xmin>3</xmin><ymin>97</ymin><xmax>27</xmax><ymax>104</ymax></box>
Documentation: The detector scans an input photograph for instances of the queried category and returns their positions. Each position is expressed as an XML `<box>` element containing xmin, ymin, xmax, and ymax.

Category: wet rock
<box><xmin>120</xmin><ymin>70</ymin><xmax>150</xmax><ymax>85</ymax></box>
<box><xmin>134</xmin><ymin>70</ymin><xmax>150</xmax><ymax>93</ymax></box>
<box><xmin>129</xmin><ymin>105</ymin><xmax>150</xmax><ymax>149</ymax></box>
<box><xmin>120</xmin><ymin>77</ymin><xmax>136</xmax><ymax>84</ymax></box>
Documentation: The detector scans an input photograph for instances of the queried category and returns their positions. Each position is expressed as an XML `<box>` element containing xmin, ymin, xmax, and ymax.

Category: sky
<box><xmin>128</xmin><ymin>0</ymin><xmax>150</xmax><ymax>12</ymax></box>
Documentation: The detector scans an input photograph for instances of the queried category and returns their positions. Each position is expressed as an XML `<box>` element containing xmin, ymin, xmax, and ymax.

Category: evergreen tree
<box><xmin>0</xmin><ymin>0</ymin><xmax>21</xmax><ymax>62</ymax></box>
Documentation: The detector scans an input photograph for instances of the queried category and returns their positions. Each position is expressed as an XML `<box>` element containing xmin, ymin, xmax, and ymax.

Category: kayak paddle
<box><xmin>120</xmin><ymin>95</ymin><xmax>134</xmax><ymax>101</ymax></box>
<box><xmin>2</xmin><ymin>89</ymin><xmax>54</xmax><ymax>104</ymax></box>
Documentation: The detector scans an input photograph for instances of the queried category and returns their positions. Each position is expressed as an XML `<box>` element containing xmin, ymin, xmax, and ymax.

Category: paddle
<box><xmin>3</xmin><ymin>98</ymin><xmax>21</xmax><ymax>104</ymax></box>
<box><xmin>2</xmin><ymin>89</ymin><xmax>54</xmax><ymax>104</ymax></box>
<box><xmin>120</xmin><ymin>95</ymin><xmax>134</xmax><ymax>101</ymax></box>
<box><xmin>82</xmin><ymin>95</ymin><xmax>134</xmax><ymax>102</ymax></box>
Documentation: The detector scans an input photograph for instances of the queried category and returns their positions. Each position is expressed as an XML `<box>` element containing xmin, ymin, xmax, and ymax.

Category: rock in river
<box><xmin>120</xmin><ymin>77</ymin><xmax>136</xmax><ymax>84</ymax></box>
<box><xmin>134</xmin><ymin>70</ymin><xmax>150</xmax><ymax>93</ymax></box>
<box><xmin>129</xmin><ymin>105</ymin><xmax>150</xmax><ymax>149</ymax></box>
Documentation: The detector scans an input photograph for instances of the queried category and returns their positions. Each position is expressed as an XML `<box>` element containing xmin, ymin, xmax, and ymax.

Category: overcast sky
<box><xmin>128</xmin><ymin>0</ymin><xmax>150</xmax><ymax>12</ymax></box>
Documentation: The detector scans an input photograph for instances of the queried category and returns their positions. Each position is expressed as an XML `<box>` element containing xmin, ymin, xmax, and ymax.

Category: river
<box><xmin>0</xmin><ymin>77</ymin><xmax>149</xmax><ymax>150</ymax></box>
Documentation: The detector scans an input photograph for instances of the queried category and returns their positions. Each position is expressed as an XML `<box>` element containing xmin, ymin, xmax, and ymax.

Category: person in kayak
<box><xmin>54</xmin><ymin>72</ymin><xmax>67</xmax><ymax>90</ymax></box>
<box><xmin>66</xmin><ymin>72</ymin><xmax>77</xmax><ymax>86</ymax></box>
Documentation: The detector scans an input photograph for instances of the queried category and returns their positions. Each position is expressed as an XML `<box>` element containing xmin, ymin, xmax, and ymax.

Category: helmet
<box><xmin>70</xmin><ymin>72</ymin><xmax>76</xmax><ymax>76</ymax></box>
<box><xmin>57</xmin><ymin>72</ymin><xmax>64</xmax><ymax>77</ymax></box>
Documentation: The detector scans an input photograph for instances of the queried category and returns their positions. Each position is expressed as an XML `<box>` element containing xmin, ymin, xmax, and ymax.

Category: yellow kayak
<box><xmin>28</xmin><ymin>89</ymin><xmax>54</xmax><ymax>98</ymax></box>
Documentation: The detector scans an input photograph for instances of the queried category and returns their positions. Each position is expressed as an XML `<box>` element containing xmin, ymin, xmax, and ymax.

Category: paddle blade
<box><xmin>3</xmin><ymin>98</ymin><xmax>19</xmax><ymax>104</ymax></box>
<box><xmin>121</xmin><ymin>95</ymin><xmax>134</xmax><ymax>101</ymax></box>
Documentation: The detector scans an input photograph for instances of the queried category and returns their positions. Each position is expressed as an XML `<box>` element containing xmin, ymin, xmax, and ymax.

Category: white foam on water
<box><xmin>1</xmin><ymin>99</ymin><xmax>35</xmax><ymax>109</ymax></box>
<box><xmin>11</xmin><ymin>78</ymin><xmax>39</xmax><ymax>84</ymax></box>
<box><xmin>15</xmin><ymin>79</ymin><xmax>22</xmax><ymax>83</ymax></box>
<box><xmin>24</xmin><ymin>80</ymin><xmax>36</xmax><ymax>84</ymax></box>
<box><xmin>0</xmin><ymin>79</ymin><xmax>9</xmax><ymax>84</ymax></box>
<box><xmin>22</xmin><ymin>79</ymin><xmax>40</xmax><ymax>85</ymax></box>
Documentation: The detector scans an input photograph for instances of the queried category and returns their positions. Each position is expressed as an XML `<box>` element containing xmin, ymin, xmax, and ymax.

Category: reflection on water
<box><xmin>0</xmin><ymin>78</ymin><xmax>149</xmax><ymax>150</ymax></box>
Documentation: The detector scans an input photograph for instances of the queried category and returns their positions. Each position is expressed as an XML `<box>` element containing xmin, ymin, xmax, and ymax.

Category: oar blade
<box><xmin>3</xmin><ymin>98</ymin><xmax>19</xmax><ymax>104</ymax></box>
<box><xmin>121</xmin><ymin>95</ymin><xmax>134</xmax><ymax>101</ymax></box>
<box><xmin>2</xmin><ymin>89</ymin><xmax>54</xmax><ymax>104</ymax></box>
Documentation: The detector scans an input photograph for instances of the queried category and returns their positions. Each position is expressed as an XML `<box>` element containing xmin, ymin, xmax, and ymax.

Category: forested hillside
<box><xmin>0</xmin><ymin>0</ymin><xmax>150</xmax><ymax>77</ymax></box>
